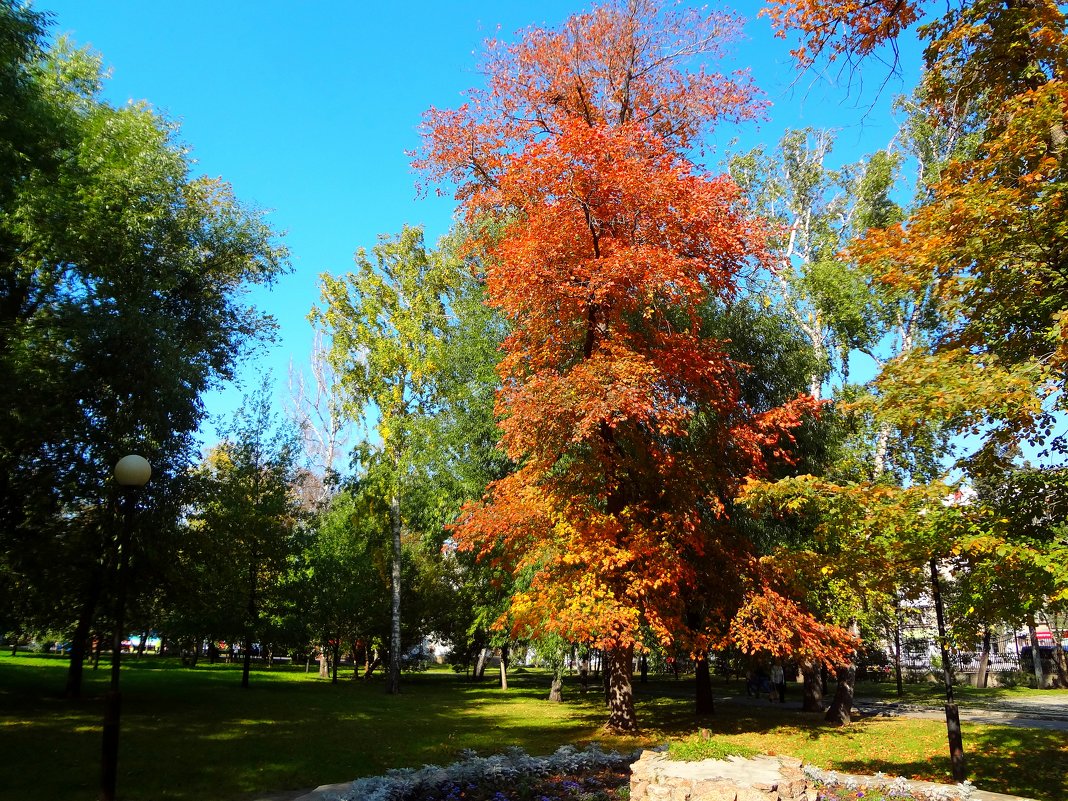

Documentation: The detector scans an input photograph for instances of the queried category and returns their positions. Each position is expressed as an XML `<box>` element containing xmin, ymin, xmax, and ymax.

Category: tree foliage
<box><xmin>418</xmin><ymin>0</ymin><xmax>831</xmax><ymax>730</ymax></box>
<box><xmin>0</xmin><ymin>4</ymin><xmax>286</xmax><ymax>672</ymax></box>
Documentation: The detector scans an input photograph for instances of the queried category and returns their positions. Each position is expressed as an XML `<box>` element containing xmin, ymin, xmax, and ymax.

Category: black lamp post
<box><xmin>101</xmin><ymin>454</ymin><xmax>151</xmax><ymax>801</ymax></box>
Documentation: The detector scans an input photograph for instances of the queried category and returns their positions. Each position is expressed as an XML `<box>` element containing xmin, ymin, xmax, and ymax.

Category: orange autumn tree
<box><xmin>417</xmin><ymin>0</ymin><xmax>824</xmax><ymax>731</ymax></box>
<box><xmin>763</xmin><ymin>0</ymin><xmax>1068</xmax><ymax>465</ymax></box>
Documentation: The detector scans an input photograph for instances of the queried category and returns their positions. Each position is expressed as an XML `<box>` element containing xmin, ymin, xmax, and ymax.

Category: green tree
<box><xmin>190</xmin><ymin>387</ymin><xmax>302</xmax><ymax>688</ymax></box>
<box><xmin>312</xmin><ymin>224</ymin><xmax>458</xmax><ymax>694</ymax></box>
<box><xmin>0</xmin><ymin>5</ymin><xmax>287</xmax><ymax>692</ymax></box>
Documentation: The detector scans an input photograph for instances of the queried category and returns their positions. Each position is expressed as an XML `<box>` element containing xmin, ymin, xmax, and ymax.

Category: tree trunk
<box><xmin>825</xmin><ymin>664</ymin><xmax>856</xmax><ymax>725</ymax></box>
<box><xmin>800</xmin><ymin>661</ymin><xmax>824</xmax><ymax>712</ymax></box>
<box><xmin>1026</xmin><ymin>616</ymin><xmax>1046</xmax><ymax>688</ymax></box>
<box><xmin>387</xmin><ymin>485</ymin><xmax>402</xmax><ymax>695</ymax></box>
<box><xmin>639</xmin><ymin>652</ymin><xmax>648</xmax><ymax>683</ymax></box>
<box><xmin>976</xmin><ymin>626</ymin><xmax>992</xmax><ymax>689</ymax></box>
<box><xmin>318</xmin><ymin>647</ymin><xmax>329</xmax><ymax>679</ymax></box>
<box><xmin>136</xmin><ymin>631</ymin><xmax>148</xmax><ymax>658</ymax></box>
<box><xmin>1043</xmin><ymin>615</ymin><xmax>1068</xmax><ymax>688</ymax></box>
<box><xmin>603</xmin><ymin>651</ymin><xmax>611</xmax><ymax>706</ymax></box>
<box><xmin>241</xmin><ymin>633</ymin><xmax>253</xmax><ymax>689</ymax></box>
<box><xmin>605</xmin><ymin>645</ymin><xmax>638</xmax><ymax>732</ymax></box>
<box><xmin>499</xmin><ymin>642</ymin><xmax>509</xmax><ymax>690</ymax></box>
<box><xmin>1051</xmin><ymin>641</ymin><xmax>1068</xmax><ymax>689</ymax></box>
<box><xmin>930</xmin><ymin>558</ymin><xmax>967</xmax><ymax>782</ymax></box>
<box><xmin>208</xmin><ymin>639</ymin><xmax>219</xmax><ymax>664</ymax></box>
<box><xmin>474</xmin><ymin>646</ymin><xmax>488</xmax><ymax>680</ymax></box>
<box><xmin>241</xmin><ymin>555</ymin><xmax>257</xmax><ymax>689</ymax></box>
<box><xmin>893</xmin><ymin>612</ymin><xmax>904</xmax><ymax>698</ymax></box>
<box><xmin>549</xmin><ymin>661</ymin><xmax>564</xmax><ymax>702</ymax></box>
<box><xmin>331</xmin><ymin>641</ymin><xmax>340</xmax><ymax>684</ymax></box>
<box><xmin>92</xmin><ymin>634</ymin><xmax>104</xmax><ymax>670</ymax></box>
<box><xmin>363</xmin><ymin>651</ymin><xmax>381</xmax><ymax>680</ymax></box>
<box><xmin>825</xmin><ymin>621</ymin><xmax>859</xmax><ymax>724</ymax></box>
<box><xmin>64</xmin><ymin>571</ymin><xmax>103</xmax><ymax>699</ymax></box>
<box><xmin>695</xmin><ymin>652</ymin><xmax>714</xmax><ymax>716</ymax></box>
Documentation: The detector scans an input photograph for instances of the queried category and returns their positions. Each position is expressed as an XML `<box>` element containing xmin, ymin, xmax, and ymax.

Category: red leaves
<box><xmin>730</xmin><ymin>586</ymin><xmax>860</xmax><ymax>669</ymax></box>
<box><xmin>760</xmin><ymin>0</ymin><xmax>922</xmax><ymax>66</ymax></box>
<box><xmin>425</xmin><ymin>2</ymin><xmax>819</xmax><ymax>654</ymax></box>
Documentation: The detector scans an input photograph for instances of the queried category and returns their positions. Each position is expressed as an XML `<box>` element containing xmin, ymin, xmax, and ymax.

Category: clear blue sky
<box><xmin>40</xmin><ymin>0</ymin><xmax>920</xmax><ymax>448</ymax></box>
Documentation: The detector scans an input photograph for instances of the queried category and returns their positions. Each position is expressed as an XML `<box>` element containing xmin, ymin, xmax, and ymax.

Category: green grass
<box><xmin>667</xmin><ymin>731</ymin><xmax>758</xmax><ymax>761</ymax></box>
<box><xmin>1</xmin><ymin>654</ymin><xmax>1065</xmax><ymax>801</ymax></box>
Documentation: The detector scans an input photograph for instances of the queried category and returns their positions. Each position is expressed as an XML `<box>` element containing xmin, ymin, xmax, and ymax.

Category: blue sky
<box><xmin>41</xmin><ymin>0</ymin><xmax>920</xmax><ymax>449</ymax></box>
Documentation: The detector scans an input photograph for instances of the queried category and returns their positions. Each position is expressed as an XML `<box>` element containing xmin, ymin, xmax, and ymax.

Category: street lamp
<box><xmin>101</xmin><ymin>454</ymin><xmax>151</xmax><ymax>801</ymax></box>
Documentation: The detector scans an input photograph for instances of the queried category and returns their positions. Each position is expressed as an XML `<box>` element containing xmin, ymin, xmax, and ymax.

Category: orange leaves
<box><xmin>422</xmin><ymin>2</ymin><xmax>819</xmax><ymax>654</ymax></box>
<box><xmin>760</xmin><ymin>0</ymin><xmax>921</xmax><ymax>66</ymax></box>
<box><xmin>729</xmin><ymin>586</ymin><xmax>860</xmax><ymax>668</ymax></box>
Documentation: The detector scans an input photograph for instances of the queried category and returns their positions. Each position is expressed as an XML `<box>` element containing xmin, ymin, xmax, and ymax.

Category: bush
<box><xmin>996</xmin><ymin>669</ymin><xmax>1036</xmax><ymax>689</ymax></box>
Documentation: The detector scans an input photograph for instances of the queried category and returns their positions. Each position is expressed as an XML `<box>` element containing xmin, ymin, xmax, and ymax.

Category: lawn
<box><xmin>1</xmin><ymin>653</ymin><xmax>1064</xmax><ymax>801</ymax></box>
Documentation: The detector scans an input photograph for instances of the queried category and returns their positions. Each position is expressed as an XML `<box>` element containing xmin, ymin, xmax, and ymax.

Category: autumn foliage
<box><xmin>767</xmin><ymin>0</ymin><xmax>1068</xmax><ymax>464</ymax></box>
<box><xmin>418</xmin><ymin>0</ymin><xmax>830</xmax><ymax>728</ymax></box>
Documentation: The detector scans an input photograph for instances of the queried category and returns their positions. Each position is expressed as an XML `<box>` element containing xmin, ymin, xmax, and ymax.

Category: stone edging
<box><xmin>628</xmin><ymin>750</ymin><xmax>1040</xmax><ymax>801</ymax></box>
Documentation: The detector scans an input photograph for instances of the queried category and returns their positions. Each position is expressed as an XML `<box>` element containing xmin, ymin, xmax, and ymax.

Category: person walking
<box><xmin>771</xmin><ymin>662</ymin><xmax>785</xmax><ymax>703</ymax></box>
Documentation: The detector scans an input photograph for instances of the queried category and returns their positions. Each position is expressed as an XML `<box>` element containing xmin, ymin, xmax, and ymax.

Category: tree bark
<box><xmin>1041</xmin><ymin>614</ymin><xmax>1067</xmax><ymax>688</ymax></box>
<box><xmin>549</xmin><ymin>662</ymin><xmax>564</xmax><ymax>702</ymax></box>
<box><xmin>331</xmin><ymin>641</ymin><xmax>340</xmax><ymax>684</ymax></box>
<box><xmin>695</xmin><ymin>652</ymin><xmax>714</xmax><ymax>716</ymax></box>
<box><xmin>893</xmin><ymin>613</ymin><xmax>904</xmax><ymax>698</ymax></box>
<box><xmin>387</xmin><ymin>484</ymin><xmax>402</xmax><ymax>695</ymax></box>
<box><xmin>499</xmin><ymin>642</ymin><xmax>509</xmax><ymax>690</ymax></box>
<box><xmin>604</xmin><ymin>645</ymin><xmax>638</xmax><ymax>732</ymax></box>
<box><xmin>800</xmin><ymin>660</ymin><xmax>825</xmax><ymax>712</ymax></box>
<box><xmin>1026</xmin><ymin>616</ymin><xmax>1046</xmax><ymax>688</ymax></box>
<box><xmin>474</xmin><ymin>646</ymin><xmax>488</xmax><ymax>680</ymax></box>
<box><xmin>976</xmin><ymin>626</ymin><xmax>992</xmax><ymax>689</ymax></box>
<box><xmin>825</xmin><ymin>621</ymin><xmax>859</xmax><ymax>724</ymax></box>
<box><xmin>64</xmin><ymin>570</ymin><xmax>103</xmax><ymax>699</ymax></box>
<box><xmin>363</xmin><ymin>653</ymin><xmax>381</xmax><ymax>680</ymax></box>
<box><xmin>92</xmin><ymin>634</ymin><xmax>104</xmax><ymax>669</ymax></box>
<box><xmin>63</xmin><ymin>572</ymin><xmax>103</xmax><ymax>700</ymax></box>
<box><xmin>319</xmin><ymin>647</ymin><xmax>329</xmax><ymax>678</ymax></box>
<box><xmin>1051</xmin><ymin>641</ymin><xmax>1068</xmax><ymax>689</ymax></box>
<box><xmin>824</xmin><ymin>664</ymin><xmax>856</xmax><ymax>725</ymax></box>
<box><xmin>931</xmin><ymin>558</ymin><xmax>967</xmax><ymax>782</ymax></box>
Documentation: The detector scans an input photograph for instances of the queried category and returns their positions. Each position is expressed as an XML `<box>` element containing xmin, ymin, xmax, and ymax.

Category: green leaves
<box><xmin>0</xmin><ymin>8</ymin><xmax>287</xmax><ymax>650</ymax></box>
<box><xmin>313</xmin><ymin>224</ymin><xmax>457</xmax><ymax>456</ymax></box>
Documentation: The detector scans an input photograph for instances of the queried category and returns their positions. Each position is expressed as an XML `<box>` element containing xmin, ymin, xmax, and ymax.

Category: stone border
<box><xmin>628</xmin><ymin>750</ymin><xmax>1039</xmax><ymax>801</ymax></box>
<box><xmin>630</xmin><ymin>751</ymin><xmax>812</xmax><ymax>801</ymax></box>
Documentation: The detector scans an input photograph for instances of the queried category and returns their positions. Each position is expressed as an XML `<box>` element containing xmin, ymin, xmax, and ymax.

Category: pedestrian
<box><xmin>771</xmin><ymin>662</ymin><xmax>785</xmax><ymax>703</ymax></box>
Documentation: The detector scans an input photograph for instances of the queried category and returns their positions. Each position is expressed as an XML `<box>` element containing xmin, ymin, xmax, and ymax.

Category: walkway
<box><xmin>854</xmin><ymin>693</ymin><xmax>1068</xmax><ymax>731</ymax></box>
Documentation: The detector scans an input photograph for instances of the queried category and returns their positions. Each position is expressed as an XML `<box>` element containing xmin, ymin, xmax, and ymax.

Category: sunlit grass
<box><xmin>1</xmin><ymin>654</ymin><xmax>1064</xmax><ymax>801</ymax></box>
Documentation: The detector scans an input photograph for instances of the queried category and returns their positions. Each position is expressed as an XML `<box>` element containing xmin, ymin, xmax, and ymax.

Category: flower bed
<box><xmin>324</xmin><ymin>744</ymin><xmax>638</xmax><ymax>801</ymax></box>
<box><xmin>805</xmin><ymin>766</ymin><xmax>976</xmax><ymax>801</ymax></box>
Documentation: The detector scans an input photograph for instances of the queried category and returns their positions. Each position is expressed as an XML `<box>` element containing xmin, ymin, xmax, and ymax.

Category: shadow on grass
<box><xmin>2</xmin><ymin>657</ymin><xmax>1064</xmax><ymax>801</ymax></box>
